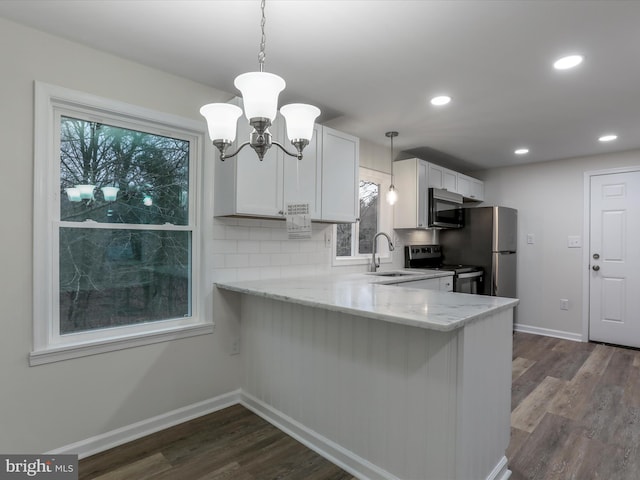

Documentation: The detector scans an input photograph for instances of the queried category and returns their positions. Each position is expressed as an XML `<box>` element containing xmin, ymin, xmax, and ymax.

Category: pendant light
<box><xmin>386</xmin><ymin>131</ymin><xmax>399</xmax><ymax>205</ymax></box>
<box><xmin>200</xmin><ymin>0</ymin><xmax>320</xmax><ymax>161</ymax></box>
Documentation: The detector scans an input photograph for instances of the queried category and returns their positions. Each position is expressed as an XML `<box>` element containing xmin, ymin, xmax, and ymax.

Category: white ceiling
<box><xmin>2</xmin><ymin>0</ymin><xmax>640</xmax><ymax>171</ymax></box>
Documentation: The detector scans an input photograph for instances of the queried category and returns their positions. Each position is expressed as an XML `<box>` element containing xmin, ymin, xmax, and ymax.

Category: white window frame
<box><xmin>332</xmin><ymin>167</ymin><xmax>394</xmax><ymax>266</ymax></box>
<box><xmin>31</xmin><ymin>82</ymin><xmax>213</xmax><ymax>366</ymax></box>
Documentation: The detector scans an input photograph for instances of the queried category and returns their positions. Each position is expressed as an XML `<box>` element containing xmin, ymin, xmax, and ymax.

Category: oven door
<box><xmin>454</xmin><ymin>270</ymin><xmax>483</xmax><ymax>294</ymax></box>
<box><xmin>428</xmin><ymin>188</ymin><xmax>464</xmax><ymax>228</ymax></box>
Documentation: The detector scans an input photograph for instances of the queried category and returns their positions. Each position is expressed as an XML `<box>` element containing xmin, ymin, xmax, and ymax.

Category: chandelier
<box><xmin>200</xmin><ymin>0</ymin><xmax>320</xmax><ymax>161</ymax></box>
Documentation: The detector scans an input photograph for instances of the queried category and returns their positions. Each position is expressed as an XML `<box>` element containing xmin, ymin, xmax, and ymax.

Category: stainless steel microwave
<box><xmin>428</xmin><ymin>188</ymin><xmax>464</xmax><ymax>228</ymax></box>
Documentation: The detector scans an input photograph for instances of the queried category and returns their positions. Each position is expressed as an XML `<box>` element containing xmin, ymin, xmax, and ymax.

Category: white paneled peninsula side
<box><xmin>216</xmin><ymin>272</ymin><xmax>518</xmax><ymax>480</ymax></box>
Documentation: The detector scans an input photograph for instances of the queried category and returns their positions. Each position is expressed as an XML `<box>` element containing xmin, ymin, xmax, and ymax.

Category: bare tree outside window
<box><xmin>58</xmin><ymin>117</ymin><xmax>192</xmax><ymax>334</ymax></box>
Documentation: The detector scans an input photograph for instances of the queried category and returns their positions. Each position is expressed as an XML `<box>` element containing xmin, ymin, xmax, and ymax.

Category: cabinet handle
<box><xmin>278</xmin><ymin>210</ymin><xmax>284</xmax><ymax>215</ymax></box>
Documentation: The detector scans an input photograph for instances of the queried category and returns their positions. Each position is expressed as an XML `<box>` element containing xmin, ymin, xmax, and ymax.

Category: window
<box><xmin>334</xmin><ymin>167</ymin><xmax>394</xmax><ymax>265</ymax></box>
<box><xmin>32</xmin><ymin>83</ymin><xmax>211</xmax><ymax>365</ymax></box>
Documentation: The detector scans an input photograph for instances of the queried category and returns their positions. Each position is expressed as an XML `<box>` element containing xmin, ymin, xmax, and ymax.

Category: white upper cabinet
<box><xmin>393</xmin><ymin>158</ymin><xmax>429</xmax><ymax>228</ymax></box>
<box><xmin>457</xmin><ymin>173</ymin><xmax>485</xmax><ymax>201</ymax></box>
<box><xmin>428</xmin><ymin>163</ymin><xmax>457</xmax><ymax>192</ymax></box>
<box><xmin>392</xmin><ymin>158</ymin><xmax>485</xmax><ymax>228</ymax></box>
<box><xmin>283</xmin><ymin>123</ymin><xmax>322</xmax><ymax>219</ymax></box>
<box><xmin>320</xmin><ymin>126</ymin><xmax>359</xmax><ymax>223</ymax></box>
<box><xmin>214</xmin><ymin>98</ymin><xmax>284</xmax><ymax>218</ymax></box>
<box><xmin>214</xmin><ymin>100</ymin><xmax>358</xmax><ymax>223</ymax></box>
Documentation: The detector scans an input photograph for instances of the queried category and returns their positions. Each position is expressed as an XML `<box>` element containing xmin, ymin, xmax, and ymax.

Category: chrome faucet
<box><xmin>369</xmin><ymin>232</ymin><xmax>395</xmax><ymax>272</ymax></box>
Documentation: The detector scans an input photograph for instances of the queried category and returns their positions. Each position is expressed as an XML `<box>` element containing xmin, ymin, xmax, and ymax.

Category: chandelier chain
<box><xmin>258</xmin><ymin>0</ymin><xmax>266</xmax><ymax>71</ymax></box>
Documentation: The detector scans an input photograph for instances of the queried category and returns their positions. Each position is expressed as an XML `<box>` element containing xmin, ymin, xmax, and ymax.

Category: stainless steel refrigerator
<box><xmin>440</xmin><ymin>206</ymin><xmax>517</xmax><ymax>298</ymax></box>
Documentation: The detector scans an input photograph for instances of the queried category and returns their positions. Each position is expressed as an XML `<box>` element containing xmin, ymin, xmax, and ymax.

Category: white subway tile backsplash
<box><xmin>237</xmin><ymin>240</ymin><xmax>260</xmax><ymax>253</ymax></box>
<box><xmin>248</xmin><ymin>253</ymin><xmax>271</xmax><ymax>268</ymax></box>
<box><xmin>212</xmin><ymin>219</ymin><xmax>351</xmax><ymax>282</ymax></box>
<box><xmin>225</xmin><ymin>254</ymin><xmax>250</xmax><ymax>268</ymax></box>
<box><xmin>211</xmin><ymin>239</ymin><xmax>238</xmax><ymax>254</ymax></box>
<box><xmin>249</xmin><ymin>227</ymin><xmax>272</xmax><ymax>241</ymax></box>
<box><xmin>225</xmin><ymin>225</ymin><xmax>250</xmax><ymax>240</ymax></box>
<box><xmin>259</xmin><ymin>241</ymin><xmax>282</xmax><ymax>254</ymax></box>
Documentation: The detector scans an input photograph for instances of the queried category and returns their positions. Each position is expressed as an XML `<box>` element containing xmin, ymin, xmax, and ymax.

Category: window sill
<box><xmin>29</xmin><ymin>323</ymin><xmax>214</xmax><ymax>366</ymax></box>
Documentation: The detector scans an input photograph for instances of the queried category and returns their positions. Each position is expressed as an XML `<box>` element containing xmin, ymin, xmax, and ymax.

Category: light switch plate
<box><xmin>527</xmin><ymin>234</ymin><xmax>535</xmax><ymax>244</ymax></box>
<box><xmin>567</xmin><ymin>235</ymin><xmax>582</xmax><ymax>248</ymax></box>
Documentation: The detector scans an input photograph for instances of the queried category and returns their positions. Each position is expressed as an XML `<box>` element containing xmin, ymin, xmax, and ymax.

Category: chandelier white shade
<box><xmin>234</xmin><ymin>71</ymin><xmax>285</xmax><ymax>122</ymax></box>
<box><xmin>101</xmin><ymin>186</ymin><xmax>119</xmax><ymax>202</ymax></box>
<box><xmin>280</xmin><ymin>103</ymin><xmax>321</xmax><ymax>141</ymax></box>
<box><xmin>199</xmin><ymin>103</ymin><xmax>243</xmax><ymax>143</ymax></box>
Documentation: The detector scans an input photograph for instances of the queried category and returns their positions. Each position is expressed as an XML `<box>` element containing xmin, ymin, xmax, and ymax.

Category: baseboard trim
<box><xmin>240</xmin><ymin>392</ymin><xmax>398</xmax><ymax>480</ymax></box>
<box><xmin>514</xmin><ymin>323</ymin><xmax>583</xmax><ymax>342</ymax></box>
<box><xmin>487</xmin><ymin>455</ymin><xmax>512</xmax><ymax>480</ymax></box>
<box><xmin>48</xmin><ymin>390</ymin><xmax>242</xmax><ymax>459</ymax></box>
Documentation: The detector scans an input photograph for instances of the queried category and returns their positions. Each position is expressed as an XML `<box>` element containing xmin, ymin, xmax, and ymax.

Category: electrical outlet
<box><xmin>230</xmin><ymin>337</ymin><xmax>240</xmax><ymax>355</ymax></box>
<box><xmin>527</xmin><ymin>234</ymin><xmax>535</xmax><ymax>244</ymax></box>
<box><xmin>560</xmin><ymin>299</ymin><xmax>569</xmax><ymax>310</ymax></box>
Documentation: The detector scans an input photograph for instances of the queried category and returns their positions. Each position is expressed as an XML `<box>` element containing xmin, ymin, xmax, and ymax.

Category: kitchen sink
<box><xmin>367</xmin><ymin>271</ymin><xmax>420</xmax><ymax>277</ymax></box>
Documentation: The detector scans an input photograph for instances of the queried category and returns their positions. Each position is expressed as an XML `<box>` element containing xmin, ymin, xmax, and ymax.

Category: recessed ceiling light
<box><xmin>430</xmin><ymin>95</ymin><xmax>451</xmax><ymax>106</ymax></box>
<box><xmin>598</xmin><ymin>134</ymin><xmax>618</xmax><ymax>142</ymax></box>
<box><xmin>553</xmin><ymin>54</ymin><xmax>584</xmax><ymax>70</ymax></box>
<box><xmin>514</xmin><ymin>148</ymin><xmax>529</xmax><ymax>155</ymax></box>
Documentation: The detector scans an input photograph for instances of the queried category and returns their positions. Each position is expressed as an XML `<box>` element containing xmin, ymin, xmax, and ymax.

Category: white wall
<box><xmin>477</xmin><ymin>149</ymin><xmax>640</xmax><ymax>338</ymax></box>
<box><xmin>0</xmin><ymin>17</ymin><xmax>243</xmax><ymax>454</ymax></box>
<box><xmin>0</xmin><ymin>16</ymin><xmax>396</xmax><ymax>455</ymax></box>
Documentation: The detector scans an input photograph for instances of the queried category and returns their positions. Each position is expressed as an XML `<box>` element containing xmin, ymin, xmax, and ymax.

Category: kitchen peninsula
<box><xmin>217</xmin><ymin>272</ymin><xmax>518</xmax><ymax>480</ymax></box>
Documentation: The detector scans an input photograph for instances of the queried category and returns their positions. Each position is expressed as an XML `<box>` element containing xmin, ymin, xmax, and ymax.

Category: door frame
<box><xmin>582</xmin><ymin>165</ymin><xmax>640</xmax><ymax>341</ymax></box>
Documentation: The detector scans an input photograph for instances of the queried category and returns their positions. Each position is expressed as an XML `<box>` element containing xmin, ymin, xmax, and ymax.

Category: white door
<box><xmin>589</xmin><ymin>170</ymin><xmax>640</xmax><ymax>347</ymax></box>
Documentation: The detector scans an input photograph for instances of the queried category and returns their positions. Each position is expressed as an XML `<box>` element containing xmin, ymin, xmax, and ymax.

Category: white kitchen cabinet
<box><xmin>283</xmin><ymin>123</ymin><xmax>322</xmax><ymax>219</ymax></box>
<box><xmin>214</xmin><ymin>99</ymin><xmax>358</xmax><ymax>222</ymax></box>
<box><xmin>213</xmin><ymin>99</ymin><xmax>285</xmax><ymax>218</ymax></box>
<box><xmin>428</xmin><ymin>163</ymin><xmax>457</xmax><ymax>192</ymax></box>
<box><xmin>320</xmin><ymin>126</ymin><xmax>359</xmax><ymax>223</ymax></box>
<box><xmin>457</xmin><ymin>173</ymin><xmax>485</xmax><ymax>201</ymax></box>
<box><xmin>392</xmin><ymin>158</ymin><xmax>429</xmax><ymax>228</ymax></box>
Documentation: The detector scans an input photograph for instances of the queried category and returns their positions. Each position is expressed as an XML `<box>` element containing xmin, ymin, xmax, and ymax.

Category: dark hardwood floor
<box><xmin>79</xmin><ymin>332</ymin><xmax>640</xmax><ymax>479</ymax></box>
<box><xmin>509</xmin><ymin>332</ymin><xmax>640</xmax><ymax>480</ymax></box>
<box><xmin>79</xmin><ymin>404</ymin><xmax>356</xmax><ymax>480</ymax></box>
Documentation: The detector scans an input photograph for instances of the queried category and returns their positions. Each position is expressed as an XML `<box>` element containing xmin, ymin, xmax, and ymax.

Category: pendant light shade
<box><xmin>234</xmin><ymin>71</ymin><xmax>285</xmax><ymax>122</ymax></box>
<box><xmin>386</xmin><ymin>184</ymin><xmax>398</xmax><ymax>205</ymax></box>
<box><xmin>280</xmin><ymin>103</ymin><xmax>321</xmax><ymax>142</ymax></box>
<box><xmin>200</xmin><ymin>103</ymin><xmax>243</xmax><ymax>143</ymax></box>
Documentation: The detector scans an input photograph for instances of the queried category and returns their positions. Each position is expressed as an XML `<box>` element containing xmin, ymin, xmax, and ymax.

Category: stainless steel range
<box><xmin>404</xmin><ymin>244</ymin><xmax>484</xmax><ymax>294</ymax></box>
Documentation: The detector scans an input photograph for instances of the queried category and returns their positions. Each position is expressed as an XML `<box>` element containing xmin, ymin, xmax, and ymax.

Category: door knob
<box><xmin>592</xmin><ymin>265</ymin><xmax>600</xmax><ymax>271</ymax></box>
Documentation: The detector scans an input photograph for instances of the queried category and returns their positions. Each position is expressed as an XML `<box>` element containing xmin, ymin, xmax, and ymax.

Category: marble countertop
<box><xmin>216</xmin><ymin>269</ymin><xmax>519</xmax><ymax>332</ymax></box>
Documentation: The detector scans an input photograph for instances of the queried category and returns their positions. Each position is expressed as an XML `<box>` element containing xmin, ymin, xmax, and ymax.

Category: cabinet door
<box><xmin>235</xmin><ymin>112</ymin><xmax>284</xmax><ymax>217</ymax></box>
<box><xmin>417</xmin><ymin>160</ymin><xmax>429</xmax><ymax>228</ymax></box>
<box><xmin>443</xmin><ymin>169</ymin><xmax>457</xmax><ymax>192</ymax></box>
<box><xmin>457</xmin><ymin>174</ymin><xmax>471</xmax><ymax>198</ymax></box>
<box><xmin>283</xmin><ymin>123</ymin><xmax>321</xmax><ymax>219</ymax></box>
<box><xmin>321</xmin><ymin>126</ymin><xmax>359</xmax><ymax>222</ymax></box>
<box><xmin>428</xmin><ymin>163</ymin><xmax>444</xmax><ymax>189</ymax></box>
<box><xmin>468</xmin><ymin>178</ymin><xmax>484</xmax><ymax>201</ymax></box>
